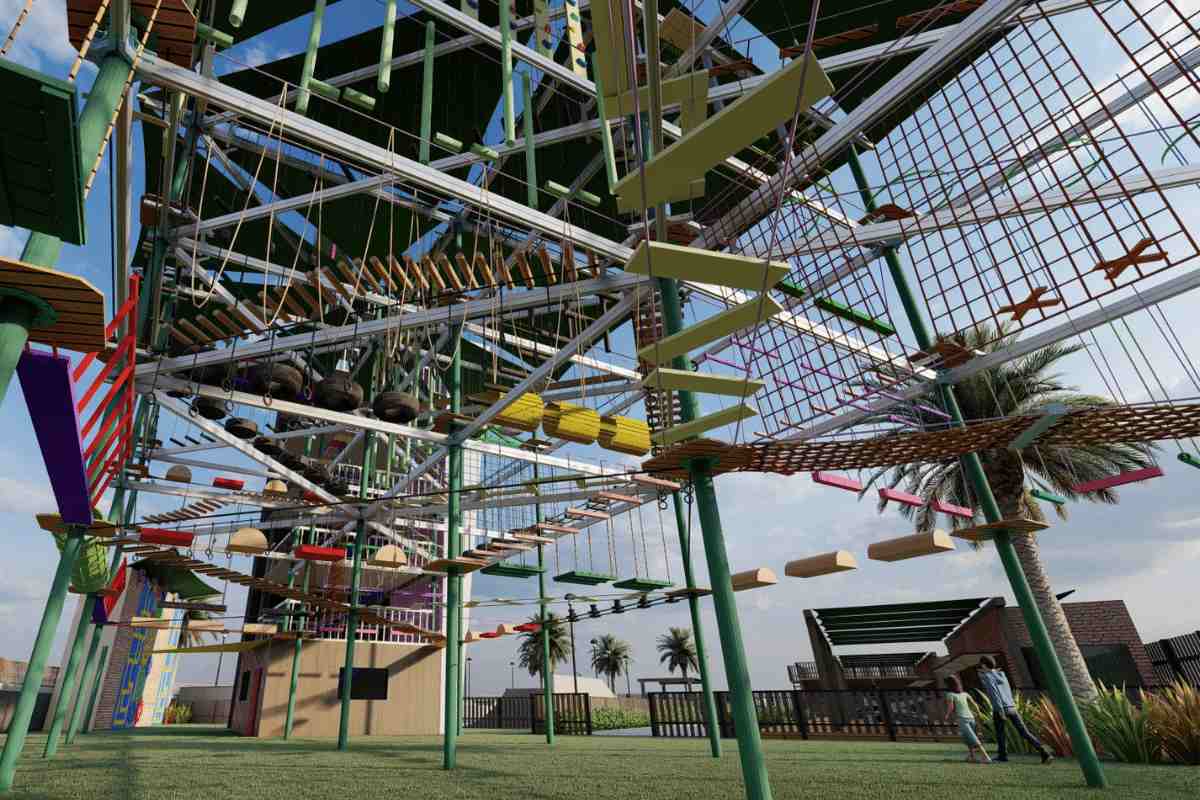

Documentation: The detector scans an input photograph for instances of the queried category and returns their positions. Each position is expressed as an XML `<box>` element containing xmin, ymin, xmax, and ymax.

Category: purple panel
<box><xmin>17</xmin><ymin>350</ymin><xmax>91</xmax><ymax>525</ymax></box>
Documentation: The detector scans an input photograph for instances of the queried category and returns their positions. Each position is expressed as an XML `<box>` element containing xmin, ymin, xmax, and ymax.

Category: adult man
<box><xmin>975</xmin><ymin>655</ymin><xmax>1052</xmax><ymax>763</ymax></box>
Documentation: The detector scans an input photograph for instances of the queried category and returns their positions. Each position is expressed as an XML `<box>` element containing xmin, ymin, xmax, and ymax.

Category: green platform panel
<box><xmin>553</xmin><ymin>570</ymin><xmax>616</xmax><ymax>586</ymax></box>
<box><xmin>480</xmin><ymin>562</ymin><xmax>544</xmax><ymax>579</ymax></box>
<box><xmin>0</xmin><ymin>60</ymin><xmax>84</xmax><ymax>245</ymax></box>
<box><xmin>612</xmin><ymin>577</ymin><xmax>674</xmax><ymax>592</ymax></box>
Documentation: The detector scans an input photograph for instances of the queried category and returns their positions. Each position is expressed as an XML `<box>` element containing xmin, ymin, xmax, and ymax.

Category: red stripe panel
<box><xmin>140</xmin><ymin>528</ymin><xmax>196</xmax><ymax>547</ymax></box>
<box><xmin>294</xmin><ymin>545</ymin><xmax>347</xmax><ymax>562</ymax></box>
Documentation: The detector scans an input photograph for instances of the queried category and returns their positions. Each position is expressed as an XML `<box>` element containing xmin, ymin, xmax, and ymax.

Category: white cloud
<box><xmin>0</xmin><ymin>476</ymin><xmax>55</xmax><ymax>515</ymax></box>
<box><xmin>0</xmin><ymin>0</ymin><xmax>85</xmax><ymax>73</ymax></box>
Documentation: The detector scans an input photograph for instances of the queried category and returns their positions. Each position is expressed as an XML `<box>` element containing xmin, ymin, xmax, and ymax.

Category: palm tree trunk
<box><xmin>986</xmin><ymin>452</ymin><xmax>1097</xmax><ymax>700</ymax></box>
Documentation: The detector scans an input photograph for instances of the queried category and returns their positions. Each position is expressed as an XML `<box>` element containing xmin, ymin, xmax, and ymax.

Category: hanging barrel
<box><xmin>55</xmin><ymin>534</ymin><xmax>108</xmax><ymax>594</ymax></box>
<box><xmin>597</xmin><ymin>415</ymin><xmax>651</xmax><ymax>456</ymax></box>
<box><xmin>542</xmin><ymin>401</ymin><xmax>601</xmax><ymax>444</ymax></box>
<box><xmin>164</xmin><ymin>464</ymin><xmax>192</xmax><ymax>483</ymax></box>
<box><xmin>368</xmin><ymin>544</ymin><xmax>408</xmax><ymax>569</ymax></box>
<box><xmin>264</xmin><ymin>479</ymin><xmax>288</xmax><ymax>495</ymax></box>
<box><xmin>228</xmin><ymin>527</ymin><xmax>269</xmax><ymax>555</ymax></box>
<box><xmin>492</xmin><ymin>392</ymin><xmax>544</xmax><ymax>432</ymax></box>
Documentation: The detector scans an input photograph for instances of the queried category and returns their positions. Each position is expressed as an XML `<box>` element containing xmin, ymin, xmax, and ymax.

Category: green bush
<box><xmin>1144</xmin><ymin>681</ymin><xmax>1200</xmax><ymax>765</ymax></box>
<box><xmin>1083</xmin><ymin>684</ymin><xmax>1160</xmax><ymax>763</ymax></box>
<box><xmin>591</xmin><ymin>707</ymin><xmax>650</xmax><ymax>731</ymax></box>
<box><xmin>164</xmin><ymin>702</ymin><xmax>193</xmax><ymax>725</ymax></box>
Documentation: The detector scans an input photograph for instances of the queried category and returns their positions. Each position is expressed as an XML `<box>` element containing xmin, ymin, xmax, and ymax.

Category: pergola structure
<box><xmin>2</xmin><ymin>0</ymin><xmax>1199</xmax><ymax>796</ymax></box>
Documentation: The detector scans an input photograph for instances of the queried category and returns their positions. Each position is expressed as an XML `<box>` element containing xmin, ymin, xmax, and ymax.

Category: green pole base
<box><xmin>42</xmin><ymin>595</ymin><xmax>97</xmax><ymax>758</ymax></box>
<box><xmin>65</xmin><ymin>624</ymin><xmax>103</xmax><ymax>745</ymax></box>
<box><xmin>0</xmin><ymin>530</ymin><xmax>85</xmax><ymax>791</ymax></box>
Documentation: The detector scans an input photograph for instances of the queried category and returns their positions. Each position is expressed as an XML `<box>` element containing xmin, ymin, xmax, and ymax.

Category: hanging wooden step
<box><xmin>480</xmin><ymin>562</ymin><xmax>543</xmax><ymax>578</ymax></box>
<box><xmin>950</xmin><ymin>518</ymin><xmax>1049</xmax><ymax>543</ymax></box>
<box><xmin>730</xmin><ymin>567</ymin><xmax>777</xmax><ymax>592</ymax></box>
<box><xmin>425</xmin><ymin>556</ymin><xmax>489</xmax><ymax>574</ymax></box>
<box><xmin>553</xmin><ymin>570</ymin><xmax>616</xmax><ymax>586</ymax></box>
<box><xmin>1</xmin><ymin>257</ymin><xmax>106</xmax><ymax>353</ymax></box>
<box><xmin>624</xmin><ymin>241</ymin><xmax>789</xmax><ymax>292</ymax></box>
<box><xmin>612</xmin><ymin>577</ymin><xmax>673</xmax><ymax>592</ymax></box>
<box><xmin>641</xmin><ymin>367</ymin><xmax>765</xmax><ymax>398</ymax></box>
<box><xmin>867</xmin><ymin>530</ymin><xmax>955</xmax><ymax>562</ymax></box>
<box><xmin>637</xmin><ymin>298</ymin><xmax>784</xmax><ymax>366</ymax></box>
<box><xmin>652</xmin><ymin>404</ymin><xmax>757</xmax><ymax>447</ymax></box>
<box><xmin>784</xmin><ymin>550</ymin><xmax>858</xmax><ymax>578</ymax></box>
<box><xmin>611</xmin><ymin>53</ymin><xmax>833</xmax><ymax>212</ymax></box>
<box><xmin>812</xmin><ymin>471</ymin><xmax>863</xmax><ymax>492</ymax></box>
<box><xmin>1071</xmin><ymin>466</ymin><xmax>1163</xmax><ymax>493</ymax></box>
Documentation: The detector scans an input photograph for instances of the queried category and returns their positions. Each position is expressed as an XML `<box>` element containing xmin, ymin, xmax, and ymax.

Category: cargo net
<box><xmin>870</xmin><ymin>1</ymin><xmax>1200</xmax><ymax>346</ymax></box>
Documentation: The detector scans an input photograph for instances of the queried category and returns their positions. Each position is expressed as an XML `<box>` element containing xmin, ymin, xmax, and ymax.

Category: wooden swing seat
<box><xmin>950</xmin><ymin>518</ymin><xmax>1049</xmax><ymax>543</ymax></box>
<box><xmin>1071</xmin><ymin>466</ymin><xmax>1163</xmax><ymax>493</ymax></box>
<box><xmin>730</xmin><ymin>567</ymin><xmax>777</xmax><ymax>592</ymax></box>
<box><xmin>784</xmin><ymin>550</ymin><xmax>858</xmax><ymax>578</ymax></box>
<box><xmin>553</xmin><ymin>570</ymin><xmax>615</xmax><ymax>586</ymax></box>
<box><xmin>867</xmin><ymin>530</ymin><xmax>955</xmax><ymax>562</ymax></box>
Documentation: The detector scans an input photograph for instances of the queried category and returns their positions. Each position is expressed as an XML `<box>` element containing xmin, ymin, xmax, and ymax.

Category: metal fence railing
<box><xmin>649</xmin><ymin>689</ymin><xmax>958</xmax><ymax>741</ymax></box>
<box><xmin>464</xmin><ymin>693</ymin><xmax>592</xmax><ymax>735</ymax></box>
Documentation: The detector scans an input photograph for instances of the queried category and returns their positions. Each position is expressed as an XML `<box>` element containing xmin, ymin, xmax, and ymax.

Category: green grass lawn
<box><xmin>3</xmin><ymin>726</ymin><xmax>1196</xmax><ymax>799</ymax></box>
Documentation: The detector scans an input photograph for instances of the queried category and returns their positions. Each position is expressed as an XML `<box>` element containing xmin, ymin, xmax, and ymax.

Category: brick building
<box><xmin>799</xmin><ymin>596</ymin><xmax>1157</xmax><ymax>691</ymax></box>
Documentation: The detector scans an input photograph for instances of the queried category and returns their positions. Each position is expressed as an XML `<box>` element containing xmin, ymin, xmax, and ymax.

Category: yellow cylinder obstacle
<box><xmin>542</xmin><ymin>401</ymin><xmax>601</xmax><ymax>444</ymax></box>
<box><xmin>598</xmin><ymin>415</ymin><xmax>651</xmax><ymax>456</ymax></box>
<box><xmin>494</xmin><ymin>392</ymin><xmax>545</xmax><ymax>432</ymax></box>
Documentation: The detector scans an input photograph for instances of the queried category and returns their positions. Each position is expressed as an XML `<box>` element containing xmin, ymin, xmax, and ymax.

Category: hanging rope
<box><xmin>0</xmin><ymin>0</ymin><xmax>36</xmax><ymax>57</ymax></box>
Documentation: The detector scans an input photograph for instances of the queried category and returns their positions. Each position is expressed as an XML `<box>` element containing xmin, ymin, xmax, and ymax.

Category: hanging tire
<box><xmin>314</xmin><ymin>372</ymin><xmax>364</xmax><ymax>412</ymax></box>
<box><xmin>193</xmin><ymin>396</ymin><xmax>226</xmax><ymax>421</ymax></box>
<box><xmin>302</xmin><ymin>463</ymin><xmax>329</xmax><ymax>484</ymax></box>
<box><xmin>253</xmin><ymin>436</ymin><xmax>281</xmax><ymax>457</ymax></box>
<box><xmin>279</xmin><ymin>452</ymin><xmax>305</xmax><ymax>470</ymax></box>
<box><xmin>249</xmin><ymin>362</ymin><xmax>303</xmax><ymax>398</ymax></box>
<box><xmin>225</xmin><ymin>417</ymin><xmax>258</xmax><ymax>440</ymax></box>
<box><xmin>373</xmin><ymin>391</ymin><xmax>421</xmax><ymax>424</ymax></box>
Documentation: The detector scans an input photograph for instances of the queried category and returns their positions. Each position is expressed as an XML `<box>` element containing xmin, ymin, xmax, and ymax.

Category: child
<box><xmin>945</xmin><ymin>675</ymin><xmax>991</xmax><ymax>764</ymax></box>
<box><xmin>976</xmin><ymin>655</ymin><xmax>1053</xmax><ymax>763</ymax></box>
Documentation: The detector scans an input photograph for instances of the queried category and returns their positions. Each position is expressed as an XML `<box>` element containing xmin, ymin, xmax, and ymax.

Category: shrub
<box><xmin>164</xmin><ymin>702</ymin><xmax>193</xmax><ymax>725</ymax></box>
<box><xmin>967</xmin><ymin>692</ymin><xmax>1038</xmax><ymax>755</ymax></box>
<box><xmin>1144</xmin><ymin>681</ymin><xmax>1200</xmax><ymax>765</ymax></box>
<box><xmin>1082</xmin><ymin>684</ymin><xmax>1160</xmax><ymax>763</ymax></box>
<box><xmin>1029</xmin><ymin>695</ymin><xmax>1074</xmax><ymax>758</ymax></box>
<box><xmin>591</xmin><ymin>706</ymin><xmax>650</xmax><ymax>731</ymax></box>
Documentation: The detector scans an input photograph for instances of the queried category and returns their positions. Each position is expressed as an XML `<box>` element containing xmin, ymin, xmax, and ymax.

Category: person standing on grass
<box><xmin>944</xmin><ymin>675</ymin><xmax>991</xmax><ymax>764</ymax></box>
<box><xmin>975</xmin><ymin>655</ymin><xmax>1053</xmax><ymax>764</ymax></box>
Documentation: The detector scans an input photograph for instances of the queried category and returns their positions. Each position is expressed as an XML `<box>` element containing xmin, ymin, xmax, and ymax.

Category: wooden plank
<box><xmin>624</xmin><ymin>240</ymin><xmax>789</xmax><ymax>291</ymax></box>
<box><xmin>474</xmin><ymin>252</ymin><xmax>496</xmax><ymax>287</ymax></box>
<box><xmin>637</xmin><ymin>297</ymin><xmax>784</xmax><ymax>365</ymax></box>
<box><xmin>867</xmin><ymin>530</ymin><xmax>955</xmax><ymax>562</ymax></box>
<box><xmin>369</xmin><ymin>256</ymin><xmax>395</xmax><ymax>292</ymax></box>
<box><xmin>641</xmin><ymin>367</ymin><xmax>765</xmax><ymax>397</ymax></box>
<box><xmin>784</xmin><ymin>550</ymin><xmax>858</xmax><ymax>578</ymax></box>
<box><xmin>455</xmin><ymin>253</ymin><xmax>478</xmax><ymax>289</ymax></box>
<box><xmin>403</xmin><ymin>255</ymin><xmax>430</xmax><ymax>292</ymax></box>
<box><xmin>612</xmin><ymin>54</ymin><xmax>833</xmax><ymax>212</ymax></box>
<box><xmin>731</xmin><ymin>567</ymin><xmax>777</xmax><ymax>591</ymax></box>
<box><xmin>652</xmin><ymin>403</ymin><xmax>757</xmax><ymax>446</ymax></box>
<box><xmin>389</xmin><ymin>255</ymin><xmax>414</xmax><ymax>293</ymax></box>
<box><xmin>538</xmin><ymin>246</ymin><xmax>557</xmax><ymax>285</ymax></box>
<box><xmin>514</xmin><ymin>251</ymin><xmax>536</xmax><ymax>288</ymax></box>
<box><xmin>422</xmin><ymin>255</ymin><xmax>447</xmax><ymax>292</ymax></box>
<box><xmin>493</xmin><ymin>248</ymin><xmax>514</xmax><ymax>289</ymax></box>
<box><xmin>437</xmin><ymin>253</ymin><xmax>464</xmax><ymax>291</ymax></box>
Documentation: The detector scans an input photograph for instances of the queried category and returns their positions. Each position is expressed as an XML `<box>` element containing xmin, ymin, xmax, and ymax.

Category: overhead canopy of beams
<box><xmin>813</xmin><ymin>597</ymin><xmax>993</xmax><ymax>646</ymax></box>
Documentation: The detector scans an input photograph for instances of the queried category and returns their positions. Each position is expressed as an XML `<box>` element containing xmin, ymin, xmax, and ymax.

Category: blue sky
<box><xmin>2</xmin><ymin>0</ymin><xmax>1199</xmax><ymax>700</ymax></box>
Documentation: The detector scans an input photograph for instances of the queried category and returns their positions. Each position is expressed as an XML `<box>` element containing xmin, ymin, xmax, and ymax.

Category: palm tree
<box><xmin>516</xmin><ymin>613</ymin><xmax>571</xmax><ymax>679</ymax></box>
<box><xmin>865</xmin><ymin>323</ymin><xmax>1154</xmax><ymax>701</ymax></box>
<box><xmin>656</xmin><ymin>627</ymin><xmax>699</xmax><ymax>688</ymax></box>
<box><xmin>590</xmin><ymin>634</ymin><xmax>631</xmax><ymax>694</ymax></box>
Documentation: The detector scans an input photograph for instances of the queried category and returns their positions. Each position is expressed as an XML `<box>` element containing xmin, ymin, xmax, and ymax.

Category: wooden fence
<box><xmin>1146</xmin><ymin>631</ymin><xmax>1200</xmax><ymax>687</ymax></box>
<box><xmin>649</xmin><ymin>689</ymin><xmax>958</xmax><ymax>741</ymax></box>
<box><xmin>464</xmin><ymin>693</ymin><xmax>592</xmax><ymax>735</ymax></box>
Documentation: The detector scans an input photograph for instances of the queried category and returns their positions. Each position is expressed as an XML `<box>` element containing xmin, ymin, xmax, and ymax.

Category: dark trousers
<box><xmin>994</xmin><ymin>708</ymin><xmax>1045</xmax><ymax>757</ymax></box>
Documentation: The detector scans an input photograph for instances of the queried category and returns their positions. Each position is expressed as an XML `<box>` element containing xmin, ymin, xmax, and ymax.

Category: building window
<box><xmin>239</xmin><ymin>671</ymin><xmax>251</xmax><ymax>702</ymax></box>
<box><xmin>1022</xmin><ymin>644</ymin><xmax>1143</xmax><ymax>689</ymax></box>
<box><xmin>337</xmin><ymin>667</ymin><xmax>389</xmax><ymax>700</ymax></box>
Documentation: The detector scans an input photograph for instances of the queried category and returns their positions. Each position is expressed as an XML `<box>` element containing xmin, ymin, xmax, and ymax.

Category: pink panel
<box><xmin>812</xmin><ymin>471</ymin><xmax>863</xmax><ymax>492</ymax></box>
<box><xmin>931</xmin><ymin>499</ymin><xmax>975</xmax><ymax>519</ymax></box>
<box><xmin>1072</xmin><ymin>466</ymin><xmax>1163</xmax><ymax>493</ymax></box>
<box><xmin>878</xmin><ymin>487</ymin><xmax>924</xmax><ymax>507</ymax></box>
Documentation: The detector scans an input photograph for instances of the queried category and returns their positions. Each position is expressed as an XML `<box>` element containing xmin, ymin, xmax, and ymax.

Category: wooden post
<box><xmin>879</xmin><ymin>690</ymin><xmax>897</xmax><ymax>741</ymax></box>
<box><xmin>791</xmin><ymin>690</ymin><xmax>809</xmax><ymax>740</ymax></box>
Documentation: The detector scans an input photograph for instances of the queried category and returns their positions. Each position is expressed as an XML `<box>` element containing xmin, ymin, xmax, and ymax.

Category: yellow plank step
<box><xmin>625</xmin><ymin>241</ymin><xmax>789</xmax><ymax>291</ymax></box>
<box><xmin>641</xmin><ymin>367</ymin><xmax>765</xmax><ymax>397</ymax></box>
<box><xmin>605</xmin><ymin>71</ymin><xmax>710</xmax><ymax>133</ymax></box>
<box><xmin>613</xmin><ymin>53</ymin><xmax>833</xmax><ymax>213</ymax></box>
<box><xmin>637</xmin><ymin>297</ymin><xmax>783</xmax><ymax>365</ymax></box>
<box><xmin>652</xmin><ymin>403</ymin><xmax>757</xmax><ymax>446</ymax></box>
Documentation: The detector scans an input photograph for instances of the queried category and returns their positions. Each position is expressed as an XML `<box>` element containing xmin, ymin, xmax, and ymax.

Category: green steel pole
<box><xmin>229</xmin><ymin>0</ymin><xmax>248</xmax><ymax>28</ymax></box>
<box><xmin>64</xmin><ymin>623</ymin><xmax>102</xmax><ymax>744</ymax></box>
<box><xmin>534</xmin><ymin>463</ymin><xmax>554</xmax><ymax>744</ymax></box>
<box><xmin>499</xmin><ymin>0</ymin><xmax>515</xmax><ymax>146</ymax></box>
<box><xmin>670</xmin><ymin>492</ymin><xmax>721</xmax><ymax>758</ymax></box>
<box><xmin>295</xmin><ymin>0</ymin><xmax>326</xmax><ymax>115</ymax></box>
<box><xmin>41</xmin><ymin>595</ymin><xmax>97</xmax><ymax>758</ymax></box>
<box><xmin>845</xmin><ymin>147</ymin><xmax>1105</xmax><ymax>788</ymax></box>
<box><xmin>283</xmin><ymin>563</ymin><xmax>310</xmax><ymax>739</ymax></box>
<box><xmin>378</xmin><ymin>0</ymin><xmax>397</xmax><ymax>94</ymax></box>
<box><xmin>522</xmin><ymin>72</ymin><xmax>538</xmax><ymax>210</ymax></box>
<box><xmin>419</xmin><ymin>21</ymin><xmax>435</xmax><ymax>165</ymax></box>
<box><xmin>0</xmin><ymin>300</ymin><xmax>36</xmax><ymax>406</ymax></box>
<box><xmin>338</xmin><ymin>361</ymin><xmax>378</xmax><ymax>751</ymax></box>
<box><xmin>443</xmin><ymin>338</ymin><xmax>463</xmax><ymax>769</ymax></box>
<box><xmin>0</xmin><ymin>528</ymin><xmax>85</xmax><ymax>792</ymax></box>
<box><xmin>80</xmin><ymin>645</ymin><xmax>109</xmax><ymax>734</ymax></box>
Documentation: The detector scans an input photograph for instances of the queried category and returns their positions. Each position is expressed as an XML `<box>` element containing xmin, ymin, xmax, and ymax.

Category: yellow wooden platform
<box><xmin>2</xmin><ymin>257</ymin><xmax>106</xmax><ymax>353</ymax></box>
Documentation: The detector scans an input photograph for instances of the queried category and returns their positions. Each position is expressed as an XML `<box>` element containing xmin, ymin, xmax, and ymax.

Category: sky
<box><xmin>1</xmin><ymin>0</ymin><xmax>1198</xmax><ymax>701</ymax></box>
